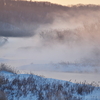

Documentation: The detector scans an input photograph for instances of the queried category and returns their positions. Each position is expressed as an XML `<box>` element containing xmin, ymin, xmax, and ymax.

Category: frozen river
<box><xmin>21</xmin><ymin>70</ymin><xmax>100</xmax><ymax>86</ymax></box>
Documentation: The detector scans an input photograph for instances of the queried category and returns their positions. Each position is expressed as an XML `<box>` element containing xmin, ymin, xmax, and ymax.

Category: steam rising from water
<box><xmin>0</xmin><ymin>37</ymin><xmax>8</xmax><ymax>47</ymax></box>
<box><xmin>1</xmin><ymin>5</ymin><xmax>100</xmax><ymax>67</ymax></box>
<box><xmin>7</xmin><ymin>21</ymin><xmax>100</xmax><ymax>67</ymax></box>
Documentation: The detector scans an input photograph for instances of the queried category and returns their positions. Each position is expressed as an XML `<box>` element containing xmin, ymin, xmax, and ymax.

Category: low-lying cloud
<box><xmin>1</xmin><ymin>4</ymin><xmax>100</xmax><ymax>67</ymax></box>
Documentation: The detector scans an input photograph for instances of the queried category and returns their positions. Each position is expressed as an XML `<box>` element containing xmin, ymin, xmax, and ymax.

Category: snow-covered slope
<box><xmin>0</xmin><ymin>70</ymin><xmax>100</xmax><ymax>100</ymax></box>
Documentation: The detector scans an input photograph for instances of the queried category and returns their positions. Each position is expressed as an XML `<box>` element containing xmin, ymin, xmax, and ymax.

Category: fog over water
<box><xmin>0</xmin><ymin>3</ymin><xmax>100</xmax><ymax>71</ymax></box>
<box><xmin>1</xmin><ymin>22</ymin><xmax>100</xmax><ymax>67</ymax></box>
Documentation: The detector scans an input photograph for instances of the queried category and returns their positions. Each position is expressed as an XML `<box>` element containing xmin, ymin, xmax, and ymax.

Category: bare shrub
<box><xmin>0</xmin><ymin>63</ymin><xmax>18</xmax><ymax>74</ymax></box>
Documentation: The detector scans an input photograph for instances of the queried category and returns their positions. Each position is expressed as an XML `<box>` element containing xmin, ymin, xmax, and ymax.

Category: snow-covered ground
<box><xmin>0</xmin><ymin>70</ymin><xmax>100</xmax><ymax>100</ymax></box>
<box><xmin>19</xmin><ymin>63</ymin><xmax>100</xmax><ymax>86</ymax></box>
<box><xmin>84</xmin><ymin>89</ymin><xmax>100</xmax><ymax>100</ymax></box>
<box><xmin>23</xmin><ymin>71</ymin><xmax>100</xmax><ymax>85</ymax></box>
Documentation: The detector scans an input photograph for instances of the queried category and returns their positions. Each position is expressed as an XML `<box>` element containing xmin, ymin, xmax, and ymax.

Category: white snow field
<box><xmin>0</xmin><ymin>70</ymin><xmax>100</xmax><ymax>100</ymax></box>
<box><xmin>19</xmin><ymin>63</ymin><xmax>100</xmax><ymax>73</ymax></box>
<box><xmin>25</xmin><ymin>71</ymin><xmax>100</xmax><ymax>85</ymax></box>
<box><xmin>19</xmin><ymin>63</ymin><xmax>100</xmax><ymax>85</ymax></box>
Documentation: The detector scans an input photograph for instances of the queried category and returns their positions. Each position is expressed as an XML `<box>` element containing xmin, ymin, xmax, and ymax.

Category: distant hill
<box><xmin>0</xmin><ymin>0</ymin><xmax>100</xmax><ymax>26</ymax></box>
<box><xmin>0</xmin><ymin>0</ymin><xmax>100</xmax><ymax>37</ymax></box>
<box><xmin>0</xmin><ymin>0</ymin><xmax>67</xmax><ymax>25</ymax></box>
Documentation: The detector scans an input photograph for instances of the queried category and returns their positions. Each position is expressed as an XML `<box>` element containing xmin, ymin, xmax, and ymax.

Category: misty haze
<box><xmin>0</xmin><ymin>0</ymin><xmax>100</xmax><ymax>100</ymax></box>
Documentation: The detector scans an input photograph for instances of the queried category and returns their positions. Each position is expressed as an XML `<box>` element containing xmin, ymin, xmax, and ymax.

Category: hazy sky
<box><xmin>33</xmin><ymin>0</ymin><xmax>100</xmax><ymax>5</ymax></box>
